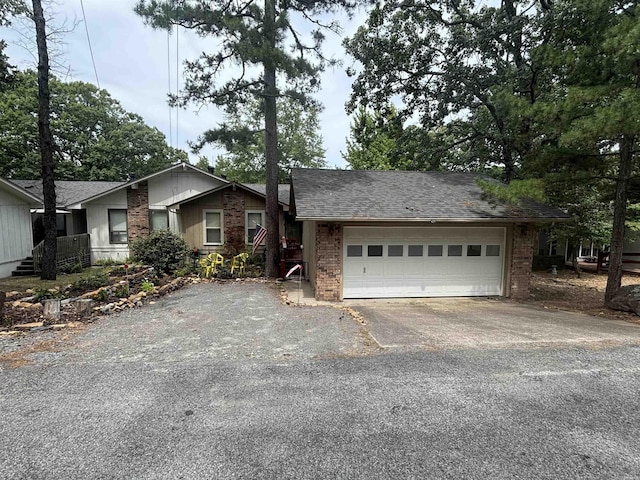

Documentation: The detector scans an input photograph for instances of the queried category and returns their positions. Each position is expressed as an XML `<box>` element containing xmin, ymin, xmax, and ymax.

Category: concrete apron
<box><xmin>281</xmin><ymin>280</ymin><xmax>640</xmax><ymax>350</ymax></box>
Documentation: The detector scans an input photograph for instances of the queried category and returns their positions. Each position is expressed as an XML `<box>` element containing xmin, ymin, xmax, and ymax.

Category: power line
<box><xmin>167</xmin><ymin>27</ymin><xmax>173</xmax><ymax>148</ymax></box>
<box><xmin>79</xmin><ymin>0</ymin><xmax>100</xmax><ymax>89</ymax></box>
<box><xmin>175</xmin><ymin>20</ymin><xmax>179</xmax><ymax>148</ymax></box>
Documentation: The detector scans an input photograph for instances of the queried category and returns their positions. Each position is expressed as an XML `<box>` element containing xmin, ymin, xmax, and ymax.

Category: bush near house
<box><xmin>130</xmin><ymin>231</ymin><xmax>190</xmax><ymax>275</ymax></box>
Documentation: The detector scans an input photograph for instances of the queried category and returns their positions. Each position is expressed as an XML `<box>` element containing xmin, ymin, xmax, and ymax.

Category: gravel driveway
<box><xmin>1</xmin><ymin>281</ymin><xmax>373</xmax><ymax>367</ymax></box>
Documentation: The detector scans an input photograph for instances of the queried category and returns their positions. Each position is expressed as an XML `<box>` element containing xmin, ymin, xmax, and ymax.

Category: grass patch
<box><xmin>0</xmin><ymin>267</ymin><xmax>111</xmax><ymax>293</ymax></box>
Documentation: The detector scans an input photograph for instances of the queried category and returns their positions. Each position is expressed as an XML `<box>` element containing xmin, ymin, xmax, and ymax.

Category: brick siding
<box><xmin>315</xmin><ymin>222</ymin><xmax>342</xmax><ymax>301</ymax></box>
<box><xmin>510</xmin><ymin>223</ymin><xmax>536</xmax><ymax>299</ymax></box>
<box><xmin>223</xmin><ymin>188</ymin><xmax>246</xmax><ymax>254</ymax></box>
<box><xmin>126</xmin><ymin>181</ymin><xmax>149</xmax><ymax>241</ymax></box>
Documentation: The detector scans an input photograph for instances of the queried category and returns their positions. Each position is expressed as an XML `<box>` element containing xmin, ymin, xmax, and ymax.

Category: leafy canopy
<box><xmin>213</xmin><ymin>96</ymin><xmax>326</xmax><ymax>183</ymax></box>
<box><xmin>0</xmin><ymin>70</ymin><xmax>187</xmax><ymax>180</ymax></box>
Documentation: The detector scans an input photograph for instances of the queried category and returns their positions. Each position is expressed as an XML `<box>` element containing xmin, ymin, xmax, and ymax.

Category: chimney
<box><xmin>207</xmin><ymin>166</ymin><xmax>215</xmax><ymax>174</ymax></box>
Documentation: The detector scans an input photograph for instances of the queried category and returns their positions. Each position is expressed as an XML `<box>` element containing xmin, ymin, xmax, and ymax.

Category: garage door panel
<box><xmin>343</xmin><ymin>226</ymin><xmax>505</xmax><ymax>299</ymax></box>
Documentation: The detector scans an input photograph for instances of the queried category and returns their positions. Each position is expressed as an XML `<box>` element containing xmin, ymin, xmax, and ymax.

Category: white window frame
<box><xmin>246</xmin><ymin>210</ymin><xmax>265</xmax><ymax>244</ymax></box>
<box><xmin>108</xmin><ymin>209</ymin><xmax>128</xmax><ymax>244</ymax></box>
<box><xmin>203</xmin><ymin>209</ymin><xmax>224</xmax><ymax>245</ymax></box>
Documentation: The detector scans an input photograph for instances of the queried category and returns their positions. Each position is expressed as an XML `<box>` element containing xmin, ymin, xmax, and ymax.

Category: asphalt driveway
<box><xmin>352</xmin><ymin>297</ymin><xmax>640</xmax><ymax>350</ymax></box>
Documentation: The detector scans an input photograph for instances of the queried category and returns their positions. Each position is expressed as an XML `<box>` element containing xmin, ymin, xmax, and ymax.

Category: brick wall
<box><xmin>223</xmin><ymin>188</ymin><xmax>245</xmax><ymax>254</ymax></box>
<box><xmin>126</xmin><ymin>181</ymin><xmax>149</xmax><ymax>241</ymax></box>
<box><xmin>315</xmin><ymin>222</ymin><xmax>342</xmax><ymax>301</ymax></box>
<box><xmin>510</xmin><ymin>223</ymin><xmax>536</xmax><ymax>299</ymax></box>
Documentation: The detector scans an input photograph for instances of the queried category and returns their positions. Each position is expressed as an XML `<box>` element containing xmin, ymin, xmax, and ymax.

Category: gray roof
<box><xmin>243</xmin><ymin>183</ymin><xmax>290</xmax><ymax>206</ymax></box>
<box><xmin>10</xmin><ymin>179</ymin><xmax>125</xmax><ymax>207</ymax></box>
<box><xmin>290</xmin><ymin>169</ymin><xmax>569</xmax><ymax>222</ymax></box>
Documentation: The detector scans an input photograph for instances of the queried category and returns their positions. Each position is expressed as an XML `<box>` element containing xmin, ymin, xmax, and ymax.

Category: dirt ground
<box><xmin>527</xmin><ymin>269</ymin><xmax>640</xmax><ymax>324</ymax></box>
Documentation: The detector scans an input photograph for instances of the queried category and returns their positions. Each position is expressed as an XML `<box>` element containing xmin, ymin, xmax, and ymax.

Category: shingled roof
<box><xmin>10</xmin><ymin>179</ymin><xmax>124</xmax><ymax>208</ymax></box>
<box><xmin>242</xmin><ymin>183</ymin><xmax>290</xmax><ymax>206</ymax></box>
<box><xmin>290</xmin><ymin>169</ymin><xmax>569</xmax><ymax>222</ymax></box>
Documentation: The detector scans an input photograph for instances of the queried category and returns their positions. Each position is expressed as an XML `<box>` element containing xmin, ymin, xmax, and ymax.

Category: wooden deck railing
<box><xmin>33</xmin><ymin>233</ymin><xmax>91</xmax><ymax>272</ymax></box>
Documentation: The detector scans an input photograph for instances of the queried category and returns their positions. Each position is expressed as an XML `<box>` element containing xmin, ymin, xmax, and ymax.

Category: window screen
<box><xmin>428</xmin><ymin>245</ymin><xmax>443</xmax><ymax>256</ymax></box>
<box><xmin>368</xmin><ymin>245</ymin><xmax>383</xmax><ymax>257</ymax></box>
<box><xmin>205</xmin><ymin>212</ymin><xmax>222</xmax><ymax>244</ymax></box>
<box><xmin>408</xmin><ymin>245</ymin><xmax>423</xmax><ymax>257</ymax></box>
<box><xmin>486</xmin><ymin>245</ymin><xmax>501</xmax><ymax>256</ymax></box>
<box><xmin>388</xmin><ymin>245</ymin><xmax>403</xmax><ymax>257</ymax></box>
<box><xmin>150</xmin><ymin>209</ymin><xmax>169</xmax><ymax>231</ymax></box>
<box><xmin>109</xmin><ymin>209</ymin><xmax>127</xmax><ymax>244</ymax></box>
<box><xmin>347</xmin><ymin>245</ymin><xmax>363</xmax><ymax>257</ymax></box>
<box><xmin>448</xmin><ymin>245</ymin><xmax>462</xmax><ymax>256</ymax></box>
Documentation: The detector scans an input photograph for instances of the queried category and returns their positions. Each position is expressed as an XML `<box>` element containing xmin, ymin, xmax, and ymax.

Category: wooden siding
<box><xmin>0</xmin><ymin>186</ymin><xmax>34</xmax><ymax>277</ymax></box>
<box><xmin>180</xmin><ymin>188</ymin><xmax>284</xmax><ymax>252</ymax></box>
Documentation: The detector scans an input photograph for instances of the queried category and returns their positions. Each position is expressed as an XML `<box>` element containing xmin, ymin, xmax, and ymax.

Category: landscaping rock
<box><xmin>607</xmin><ymin>285</ymin><xmax>640</xmax><ymax>315</ymax></box>
<box><xmin>14</xmin><ymin>322</ymin><xmax>44</xmax><ymax>330</ymax></box>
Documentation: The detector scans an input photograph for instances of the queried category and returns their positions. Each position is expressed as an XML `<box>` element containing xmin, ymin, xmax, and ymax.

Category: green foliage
<box><xmin>95</xmin><ymin>258</ymin><xmax>120</xmax><ymax>267</ymax></box>
<box><xmin>211</xmin><ymin>97</ymin><xmax>326</xmax><ymax>182</ymax></box>
<box><xmin>344</xmin><ymin>0</ymin><xmax>549</xmax><ymax>181</ymax></box>
<box><xmin>58</xmin><ymin>262</ymin><xmax>83</xmax><ymax>275</ymax></box>
<box><xmin>71</xmin><ymin>272</ymin><xmax>110</xmax><ymax>292</ymax></box>
<box><xmin>0</xmin><ymin>70</ymin><xmax>188</xmax><ymax>180</ymax></box>
<box><xmin>33</xmin><ymin>288</ymin><xmax>64</xmax><ymax>303</ymax></box>
<box><xmin>174</xmin><ymin>264</ymin><xmax>195</xmax><ymax>278</ymax></box>
<box><xmin>476</xmin><ymin>178</ymin><xmax>546</xmax><ymax>205</ymax></box>
<box><xmin>114</xmin><ymin>284</ymin><xmax>130</xmax><ymax>298</ymax></box>
<box><xmin>130</xmin><ymin>230</ymin><xmax>190</xmax><ymax>275</ymax></box>
<box><xmin>140</xmin><ymin>280</ymin><xmax>155</xmax><ymax>293</ymax></box>
<box><xmin>93</xmin><ymin>288</ymin><xmax>109</xmax><ymax>301</ymax></box>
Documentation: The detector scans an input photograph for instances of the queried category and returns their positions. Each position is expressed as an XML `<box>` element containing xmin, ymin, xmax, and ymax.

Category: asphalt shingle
<box><xmin>290</xmin><ymin>169</ymin><xmax>569</xmax><ymax>221</ymax></box>
<box><xmin>10</xmin><ymin>180</ymin><xmax>125</xmax><ymax>208</ymax></box>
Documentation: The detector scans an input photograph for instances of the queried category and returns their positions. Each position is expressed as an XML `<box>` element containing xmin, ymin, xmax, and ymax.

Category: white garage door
<box><xmin>343</xmin><ymin>226</ymin><xmax>505</xmax><ymax>298</ymax></box>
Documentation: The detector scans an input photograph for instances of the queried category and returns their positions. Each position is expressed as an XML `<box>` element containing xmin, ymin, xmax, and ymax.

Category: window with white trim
<box><xmin>246</xmin><ymin>211</ymin><xmax>264</xmax><ymax>244</ymax></box>
<box><xmin>203</xmin><ymin>210</ymin><xmax>223</xmax><ymax>245</ymax></box>
<box><xmin>108</xmin><ymin>209</ymin><xmax>127</xmax><ymax>244</ymax></box>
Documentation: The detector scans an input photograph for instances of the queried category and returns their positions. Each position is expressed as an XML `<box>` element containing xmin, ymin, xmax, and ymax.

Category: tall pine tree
<box><xmin>135</xmin><ymin>0</ymin><xmax>356</xmax><ymax>276</ymax></box>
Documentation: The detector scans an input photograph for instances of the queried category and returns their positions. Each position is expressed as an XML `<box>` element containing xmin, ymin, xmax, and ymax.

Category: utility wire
<box><xmin>167</xmin><ymin>27</ymin><xmax>173</xmax><ymax>148</ymax></box>
<box><xmin>79</xmin><ymin>0</ymin><xmax>100</xmax><ymax>89</ymax></box>
<box><xmin>175</xmin><ymin>19</ymin><xmax>179</xmax><ymax>148</ymax></box>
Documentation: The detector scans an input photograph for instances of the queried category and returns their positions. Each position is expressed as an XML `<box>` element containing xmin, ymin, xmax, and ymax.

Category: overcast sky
<box><xmin>1</xmin><ymin>0</ymin><xmax>368</xmax><ymax>170</ymax></box>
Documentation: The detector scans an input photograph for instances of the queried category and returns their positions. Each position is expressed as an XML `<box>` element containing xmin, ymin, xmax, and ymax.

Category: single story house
<box><xmin>289</xmin><ymin>169</ymin><xmax>570</xmax><ymax>301</ymax></box>
<box><xmin>0</xmin><ymin>178</ymin><xmax>41</xmax><ymax>277</ymax></box>
<box><xmin>10</xmin><ymin>179</ymin><xmax>124</xmax><ymax>242</ymax></box>
<box><xmin>169</xmin><ymin>182</ymin><xmax>291</xmax><ymax>256</ymax></box>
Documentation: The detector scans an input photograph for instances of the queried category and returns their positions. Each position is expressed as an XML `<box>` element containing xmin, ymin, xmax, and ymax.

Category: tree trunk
<box><xmin>33</xmin><ymin>0</ymin><xmax>57</xmax><ymax>280</ymax></box>
<box><xmin>263</xmin><ymin>0</ymin><xmax>279</xmax><ymax>277</ymax></box>
<box><xmin>605</xmin><ymin>135</ymin><xmax>634</xmax><ymax>304</ymax></box>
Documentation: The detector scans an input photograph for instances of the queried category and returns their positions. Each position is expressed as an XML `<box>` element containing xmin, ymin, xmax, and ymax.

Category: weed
<box><xmin>140</xmin><ymin>280</ymin><xmax>155</xmax><ymax>293</ymax></box>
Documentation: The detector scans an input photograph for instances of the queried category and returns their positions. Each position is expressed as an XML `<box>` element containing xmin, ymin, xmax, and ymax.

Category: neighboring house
<box><xmin>290</xmin><ymin>169</ymin><xmax>569</xmax><ymax>301</ymax></box>
<box><xmin>169</xmin><ymin>182</ymin><xmax>291</xmax><ymax>255</ymax></box>
<box><xmin>10</xmin><ymin>179</ymin><xmax>123</xmax><ymax>243</ymax></box>
<box><xmin>0</xmin><ymin>178</ymin><xmax>41</xmax><ymax>278</ymax></box>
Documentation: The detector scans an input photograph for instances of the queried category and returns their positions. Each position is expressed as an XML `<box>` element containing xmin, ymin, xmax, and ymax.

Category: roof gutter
<box><xmin>294</xmin><ymin>216</ymin><xmax>571</xmax><ymax>223</ymax></box>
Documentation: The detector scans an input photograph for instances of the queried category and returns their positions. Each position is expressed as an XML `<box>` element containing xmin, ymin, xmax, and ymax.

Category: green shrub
<box><xmin>174</xmin><ymin>264</ymin><xmax>195</xmax><ymax>278</ymax></box>
<box><xmin>140</xmin><ymin>280</ymin><xmax>155</xmax><ymax>293</ymax></box>
<box><xmin>95</xmin><ymin>258</ymin><xmax>119</xmax><ymax>266</ymax></box>
<box><xmin>130</xmin><ymin>231</ymin><xmax>190</xmax><ymax>275</ymax></box>
<box><xmin>59</xmin><ymin>262</ymin><xmax>82</xmax><ymax>275</ymax></box>
<box><xmin>114</xmin><ymin>284</ymin><xmax>130</xmax><ymax>298</ymax></box>
<box><xmin>33</xmin><ymin>288</ymin><xmax>64</xmax><ymax>302</ymax></box>
<box><xmin>71</xmin><ymin>272</ymin><xmax>110</xmax><ymax>292</ymax></box>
